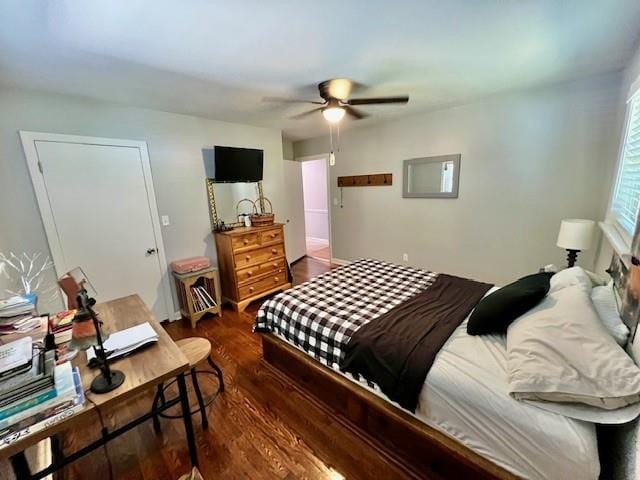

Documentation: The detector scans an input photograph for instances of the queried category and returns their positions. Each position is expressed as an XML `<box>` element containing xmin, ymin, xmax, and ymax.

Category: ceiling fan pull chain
<box><xmin>329</xmin><ymin>124</ymin><xmax>336</xmax><ymax>166</ymax></box>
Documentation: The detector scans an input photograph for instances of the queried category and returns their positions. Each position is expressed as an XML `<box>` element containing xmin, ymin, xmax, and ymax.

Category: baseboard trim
<box><xmin>290</xmin><ymin>255</ymin><xmax>307</xmax><ymax>265</ymax></box>
<box><xmin>330</xmin><ymin>257</ymin><xmax>351</xmax><ymax>266</ymax></box>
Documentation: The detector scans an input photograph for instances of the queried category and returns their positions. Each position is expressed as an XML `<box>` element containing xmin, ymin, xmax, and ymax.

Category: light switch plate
<box><xmin>161</xmin><ymin>215</ymin><xmax>170</xmax><ymax>226</ymax></box>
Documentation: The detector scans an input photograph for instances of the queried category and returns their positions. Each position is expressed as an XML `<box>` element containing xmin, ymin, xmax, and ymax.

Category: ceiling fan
<box><xmin>265</xmin><ymin>78</ymin><xmax>409</xmax><ymax>123</ymax></box>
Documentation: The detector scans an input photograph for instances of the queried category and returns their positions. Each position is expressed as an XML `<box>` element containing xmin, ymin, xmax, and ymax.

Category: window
<box><xmin>611</xmin><ymin>93</ymin><xmax>640</xmax><ymax>237</ymax></box>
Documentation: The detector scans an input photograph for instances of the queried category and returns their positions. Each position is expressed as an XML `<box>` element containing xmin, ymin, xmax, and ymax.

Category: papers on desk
<box><xmin>87</xmin><ymin>322</ymin><xmax>159</xmax><ymax>366</ymax></box>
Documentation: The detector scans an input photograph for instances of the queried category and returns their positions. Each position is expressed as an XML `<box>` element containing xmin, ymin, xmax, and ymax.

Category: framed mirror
<box><xmin>402</xmin><ymin>154</ymin><xmax>461</xmax><ymax>198</ymax></box>
<box><xmin>206</xmin><ymin>179</ymin><xmax>265</xmax><ymax>229</ymax></box>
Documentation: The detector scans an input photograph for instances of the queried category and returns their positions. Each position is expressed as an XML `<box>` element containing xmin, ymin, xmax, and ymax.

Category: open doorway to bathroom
<box><xmin>300</xmin><ymin>155</ymin><xmax>331</xmax><ymax>263</ymax></box>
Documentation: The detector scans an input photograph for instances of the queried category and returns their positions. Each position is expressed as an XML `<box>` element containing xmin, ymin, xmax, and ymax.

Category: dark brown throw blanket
<box><xmin>340</xmin><ymin>274</ymin><xmax>493</xmax><ymax>412</ymax></box>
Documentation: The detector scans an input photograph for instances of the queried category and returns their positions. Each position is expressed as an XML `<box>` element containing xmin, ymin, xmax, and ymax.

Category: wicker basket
<box><xmin>250</xmin><ymin>196</ymin><xmax>275</xmax><ymax>227</ymax></box>
<box><xmin>235</xmin><ymin>198</ymin><xmax>255</xmax><ymax>224</ymax></box>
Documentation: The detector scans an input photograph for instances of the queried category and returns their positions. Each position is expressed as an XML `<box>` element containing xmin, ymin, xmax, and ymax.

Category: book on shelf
<box><xmin>0</xmin><ymin>367</ymin><xmax>84</xmax><ymax>447</ymax></box>
<box><xmin>190</xmin><ymin>286</ymin><xmax>216</xmax><ymax>312</ymax></box>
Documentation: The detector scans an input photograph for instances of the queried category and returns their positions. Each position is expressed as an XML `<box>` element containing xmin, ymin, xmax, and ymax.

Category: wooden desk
<box><xmin>0</xmin><ymin>295</ymin><xmax>198</xmax><ymax>478</ymax></box>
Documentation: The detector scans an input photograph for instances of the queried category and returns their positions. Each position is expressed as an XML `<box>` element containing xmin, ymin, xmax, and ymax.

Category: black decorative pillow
<box><xmin>467</xmin><ymin>272</ymin><xmax>552</xmax><ymax>335</ymax></box>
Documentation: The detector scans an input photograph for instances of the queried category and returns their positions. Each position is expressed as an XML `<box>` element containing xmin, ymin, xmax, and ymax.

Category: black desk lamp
<box><xmin>66</xmin><ymin>271</ymin><xmax>125</xmax><ymax>393</ymax></box>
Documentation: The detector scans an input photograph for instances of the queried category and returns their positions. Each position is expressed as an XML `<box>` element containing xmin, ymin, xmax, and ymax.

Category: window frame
<box><xmin>608</xmin><ymin>84</ymin><xmax>640</xmax><ymax>251</ymax></box>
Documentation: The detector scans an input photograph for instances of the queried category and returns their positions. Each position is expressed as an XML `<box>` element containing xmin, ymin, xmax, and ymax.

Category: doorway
<box><xmin>300</xmin><ymin>156</ymin><xmax>331</xmax><ymax>262</ymax></box>
<box><xmin>20</xmin><ymin>131</ymin><xmax>172</xmax><ymax>321</ymax></box>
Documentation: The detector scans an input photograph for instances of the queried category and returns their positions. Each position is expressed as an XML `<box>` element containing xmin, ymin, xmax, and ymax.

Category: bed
<box><xmin>255</xmin><ymin>259</ymin><xmax>601</xmax><ymax>480</ymax></box>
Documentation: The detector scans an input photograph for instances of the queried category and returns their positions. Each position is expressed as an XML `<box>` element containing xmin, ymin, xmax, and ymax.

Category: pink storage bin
<box><xmin>170</xmin><ymin>256</ymin><xmax>211</xmax><ymax>274</ymax></box>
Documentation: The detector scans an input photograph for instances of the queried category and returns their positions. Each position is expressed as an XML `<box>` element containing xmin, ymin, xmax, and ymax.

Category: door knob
<box><xmin>146</xmin><ymin>248</ymin><xmax>157</xmax><ymax>255</ymax></box>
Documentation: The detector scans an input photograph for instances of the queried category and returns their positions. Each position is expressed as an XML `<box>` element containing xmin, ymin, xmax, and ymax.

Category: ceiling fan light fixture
<box><xmin>322</xmin><ymin>106</ymin><xmax>346</xmax><ymax>123</ymax></box>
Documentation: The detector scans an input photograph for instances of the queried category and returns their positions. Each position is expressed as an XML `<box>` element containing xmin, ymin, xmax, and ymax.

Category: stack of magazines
<box><xmin>190</xmin><ymin>286</ymin><xmax>216</xmax><ymax>312</ymax></box>
<box><xmin>0</xmin><ymin>294</ymin><xmax>42</xmax><ymax>335</ymax></box>
<box><xmin>0</xmin><ymin>340</ymin><xmax>84</xmax><ymax>447</ymax></box>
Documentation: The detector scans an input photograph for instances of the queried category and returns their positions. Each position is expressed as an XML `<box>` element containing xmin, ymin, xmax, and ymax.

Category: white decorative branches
<box><xmin>0</xmin><ymin>252</ymin><xmax>55</xmax><ymax>297</ymax></box>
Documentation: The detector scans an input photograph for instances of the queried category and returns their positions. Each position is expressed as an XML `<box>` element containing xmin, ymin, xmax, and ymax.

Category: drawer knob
<box><xmin>270</xmin><ymin>233</ymin><xmax>277</xmax><ymax>238</ymax></box>
<box><xmin>274</xmin><ymin>277</ymin><xmax>279</xmax><ymax>282</ymax></box>
<box><xmin>271</xmin><ymin>249</ymin><xmax>277</xmax><ymax>254</ymax></box>
<box><xmin>249</xmin><ymin>286</ymin><xmax>254</xmax><ymax>292</ymax></box>
<box><xmin>247</xmin><ymin>270</ymin><xmax>252</xmax><ymax>276</ymax></box>
<box><xmin>245</xmin><ymin>255</ymin><xmax>251</xmax><ymax>261</ymax></box>
<box><xmin>272</xmin><ymin>263</ymin><xmax>278</xmax><ymax>267</ymax></box>
<box><xmin>244</xmin><ymin>239</ymin><xmax>249</xmax><ymax>245</ymax></box>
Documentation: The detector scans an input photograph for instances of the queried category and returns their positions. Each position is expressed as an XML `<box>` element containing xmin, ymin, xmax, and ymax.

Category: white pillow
<box><xmin>507</xmin><ymin>284</ymin><xmax>640</xmax><ymax>409</ymax></box>
<box><xmin>591</xmin><ymin>285</ymin><xmax>629</xmax><ymax>346</ymax></box>
<box><xmin>549</xmin><ymin>266</ymin><xmax>592</xmax><ymax>294</ymax></box>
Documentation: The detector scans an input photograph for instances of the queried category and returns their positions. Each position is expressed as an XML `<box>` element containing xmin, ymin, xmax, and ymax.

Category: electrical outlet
<box><xmin>161</xmin><ymin>215</ymin><xmax>170</xmax><ymax>226</ymax></box>
<box><xmin>402</xmin><ymin>253</ymin><xmax>409</xmax><ymax>262</ymax></box>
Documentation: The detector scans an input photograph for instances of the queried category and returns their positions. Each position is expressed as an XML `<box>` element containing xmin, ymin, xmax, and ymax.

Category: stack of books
<box><xmin>190</xmin><ymin>286</ymin><xmax>216</xmax><ymax>312</ymax></box>
<box><xmin>0</xmin><ymin>338</ymin><xmax>84</xmax><ymax>447</ymax></box>
<box><xmin>0</xmin><ymin>294</ymin><xmax>41</xmax><ymax>336</ymax></box>
<box><xmin>48</xmin><ymin>310</ymin><xmax>76</xmax><ymax>345</ymax></box>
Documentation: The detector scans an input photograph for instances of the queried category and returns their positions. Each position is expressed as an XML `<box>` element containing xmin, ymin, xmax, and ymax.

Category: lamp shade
<box><xmin>556</xmin><ymin>219</ymin><xmax>595</xmax><ymax>251</ymax></box>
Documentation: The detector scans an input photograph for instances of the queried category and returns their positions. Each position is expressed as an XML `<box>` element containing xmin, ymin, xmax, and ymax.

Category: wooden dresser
<box><xmin>214</xmin><ymin>224</ymin><xmax>291</xmax><ymax>311</ymax></box>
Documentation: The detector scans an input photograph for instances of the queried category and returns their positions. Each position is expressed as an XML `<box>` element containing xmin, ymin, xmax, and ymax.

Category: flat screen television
<box><xmin>203</xmin><ymin>146</ymin><xmax>264</xmax><ymax>182</ymax></box>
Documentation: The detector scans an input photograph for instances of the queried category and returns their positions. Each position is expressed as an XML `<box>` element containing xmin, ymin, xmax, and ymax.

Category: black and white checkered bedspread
<box><xmin>255</xmin><ymin>258</ymin><xmax>438</xmax><ymax>368</ymax></box>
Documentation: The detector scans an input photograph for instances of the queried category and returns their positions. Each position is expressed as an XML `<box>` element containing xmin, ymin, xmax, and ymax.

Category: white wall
<box><xmin>301</xmin><ymin>158</ymin><xmax>329</xmax><ymax>242</ymax></box>
<box><xmin>594</xmin><ymin>41</ymin><xmax>640</xmax><ymax>274</ymax></box>
<box><xmin>0</xmin><ymin>87</ymin><xmax>285</xmax><ymax>316</ymax></box>
<box><xmin>295</xmin><ymin>73</ymin><xmax>623</xmax><ymax>285</ymax></box>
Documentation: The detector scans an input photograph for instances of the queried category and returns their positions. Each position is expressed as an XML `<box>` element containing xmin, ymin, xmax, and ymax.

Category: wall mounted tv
<box><xmin>203</xmin><ymin>146</ymin><xmax>264</xmax><ymax>183</ymax></box>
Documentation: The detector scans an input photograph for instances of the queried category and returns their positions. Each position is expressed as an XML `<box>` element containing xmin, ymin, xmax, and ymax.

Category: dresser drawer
<box><xmin>260</xmin><ymin>227</ymin><xmax>284</xmax><ymax>245</ymax></box>
<box><xmin>239</xmin><ymin>273</ymin><xmax>287</xmax><ymax>300</ymax></box>
<box><xmin>237</xmin><ymin>258</ymin><xmax>286</xmax><ymax>285</ymax></box>
<box><xmin>232</xmin><ymin>233</ymin><xmax>260</xmax><ymax>250</ymax></box>
<box><xmin>234</xmin><ymin>243</ymin><xmax>285</xmax><ymax>268</ymax></box>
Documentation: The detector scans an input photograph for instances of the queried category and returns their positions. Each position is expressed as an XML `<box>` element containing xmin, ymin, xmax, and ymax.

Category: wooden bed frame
<box><xmin>261</xmin><ymin>333</ymin><xmax>517</xmax><ymax>480</ymax></box>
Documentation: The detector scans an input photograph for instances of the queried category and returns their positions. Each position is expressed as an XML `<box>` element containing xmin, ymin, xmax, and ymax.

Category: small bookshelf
<box><xmin>173</xmin><ymin>267</ymin><xmax>222</xmax><ymax>328</ymax></box>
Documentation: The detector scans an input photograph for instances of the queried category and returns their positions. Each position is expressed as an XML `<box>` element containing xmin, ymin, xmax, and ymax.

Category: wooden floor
<box><xmin>305</xmin><ymin>238</ymin><xmax>330</xmax><ymax>262</ymax></box>
<box><xmin>8</xmin><ymin>257</ymin><xmax>418</xmax><ymax>480</ymax></box>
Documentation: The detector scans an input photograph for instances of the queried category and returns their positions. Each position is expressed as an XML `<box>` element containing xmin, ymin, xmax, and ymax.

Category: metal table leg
<box><xmin>177</xmin><ymin>373</ymin><xmax>199</xmax><ymax>467</ymax></box>
<box><xmin>10</xmin><ymin>451</ymin><xmax>31</xmax><ymax>478</ymax></box>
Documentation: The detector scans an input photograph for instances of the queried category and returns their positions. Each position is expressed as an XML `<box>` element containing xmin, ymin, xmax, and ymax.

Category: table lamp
<box><xmin>556</xmin><ymin>219</ymin><xmax>595</xmax><ymax>268</ymax></box>
<box><xmin>66</xmin><ymin>268</ymin><xmax>125</xmax><ymax>393</ymax></box>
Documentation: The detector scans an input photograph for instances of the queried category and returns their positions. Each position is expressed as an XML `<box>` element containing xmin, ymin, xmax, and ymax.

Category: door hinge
<box><xmin>37</xmin><ymin>161</ymin><xmax>43</xmax><ymax>174</ymax></box>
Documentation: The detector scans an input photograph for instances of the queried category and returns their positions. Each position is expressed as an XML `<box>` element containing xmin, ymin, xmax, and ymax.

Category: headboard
<box><xmin>608</xmin><ymin>254</ymin><xmax>640</xmax><ymax>345</ymax></box>
<box><xmin>601</xmin><ymin>252</ymin><xmax>640</xmax><ymax>480</ymax></box>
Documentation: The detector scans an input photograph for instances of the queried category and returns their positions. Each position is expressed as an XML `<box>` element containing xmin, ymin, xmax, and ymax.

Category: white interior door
<box><xmin>282</xmin><ymin>160</ymin><xmax>307</xmax><ymax>262</ymax></box>
<box><xmin>21</xmin><ymin>133</ymin><xmax>171</xmax><ymax>321</ymax></box>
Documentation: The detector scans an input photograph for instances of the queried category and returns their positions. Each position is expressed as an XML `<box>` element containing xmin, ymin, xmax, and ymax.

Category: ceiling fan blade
<box><xmin>346</xmin><ymin>96</ymin><xmax>409</xmax><ymax>106</ymax></box>
<box><xmin>344</xmin><ymin>105</ymin><xmax>369</xmax><ymax>120</ymax></box>
<box><xmin>289</xmin><ymin>107</ymin><xmax>323</xmax><ymax>120</ymax></box>
<box><xmin>262</xmin><ymin>96</ymin><xmax>324</xmax><ymax>104</ymax></box>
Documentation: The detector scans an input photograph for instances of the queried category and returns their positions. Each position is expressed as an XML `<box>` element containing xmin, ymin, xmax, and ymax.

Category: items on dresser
<box><xmin>172</xmin><ymin>265</ymin><xmax>222</xmax><ymax>328</ymax></box>
<box><xmin>215</xmin><ymin>224</ymin><xmax>291</xmax><ymax>312</ymax></box>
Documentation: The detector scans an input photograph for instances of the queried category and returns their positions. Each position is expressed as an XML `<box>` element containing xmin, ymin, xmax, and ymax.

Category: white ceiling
<box><xmin>1</xmin><ymin>0</ymin><xmax>640</xmax><ymax>141</ymax></box>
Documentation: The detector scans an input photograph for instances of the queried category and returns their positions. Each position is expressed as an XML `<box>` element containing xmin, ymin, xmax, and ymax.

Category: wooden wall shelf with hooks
<box><xmin>337</xmin><ymin>173</ymin><xmax>392</xmax><ymax>187</ymax></box>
